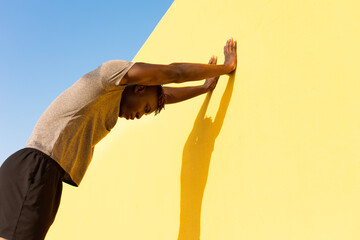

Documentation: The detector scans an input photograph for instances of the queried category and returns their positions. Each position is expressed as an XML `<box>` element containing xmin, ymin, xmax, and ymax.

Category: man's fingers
<box><xmin>208</xmin><ymin>56</ymin><xmax>213</xmax><ymax>64</ymax></box>
<box><xmin>227</xmin><ymin>37</ymin><xmax>236</xmax><ymax>51</ymax></box>
<box><xmin>225</xmin><ymin>37</ymin><xmax>237</xmax><ymax>52</ymax></box>
<box><xmin>212</xmin><ymin>56</ymin><xmax>217</xmax><ymax>64</ymax></box>
<box><xmin>208</xmin><ymin>55</ymin><xmax>218</xmax><ymax>64</ymax></box>
<box><xmin>224</xmin><ymin>37</ymin><xmax>237</xmax><ymax>53</ymax></box>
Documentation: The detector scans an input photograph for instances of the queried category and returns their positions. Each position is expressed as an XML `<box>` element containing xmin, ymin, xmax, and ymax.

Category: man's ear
<box><xmin>134</xmin><ymin>85</ymin><xmax>146</xmax><ymax>95</ymax></box>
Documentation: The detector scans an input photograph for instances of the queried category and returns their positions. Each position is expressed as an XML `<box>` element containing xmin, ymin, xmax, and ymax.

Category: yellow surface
<box><xmin>47</xmin><ymin>0</ymin><xmax>360</xmax><ymax>239</ymax></box>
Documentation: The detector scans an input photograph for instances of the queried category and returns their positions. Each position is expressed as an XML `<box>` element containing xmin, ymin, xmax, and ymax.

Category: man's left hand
<box><xmin>203</xmin><ymin>56</ymin><xmax>219</xmax><ymax>92</ymax></box>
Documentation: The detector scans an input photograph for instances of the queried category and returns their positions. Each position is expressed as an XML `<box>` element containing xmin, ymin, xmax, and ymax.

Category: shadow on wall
<box><xmin>178</xmin><ymin>73</ymin><xmax>235</xmax><ymax>240</ymax></box>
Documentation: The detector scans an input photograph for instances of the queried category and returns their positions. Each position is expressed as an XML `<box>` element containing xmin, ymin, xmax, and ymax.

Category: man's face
<box><xmin>119</xmin><ymin>85</ymin><xmax>158</xmax><ymax>120</ymax></box>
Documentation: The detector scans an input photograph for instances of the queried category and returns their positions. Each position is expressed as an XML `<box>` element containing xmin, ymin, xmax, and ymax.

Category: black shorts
<box><xmin>0</xmin><ymin>148</ymin><xmax>65</xmax><ymax>240</ymax></box>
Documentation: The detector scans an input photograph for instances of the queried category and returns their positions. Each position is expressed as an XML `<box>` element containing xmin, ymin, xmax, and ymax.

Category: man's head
<box><xmin>119</xmin><ymin>85</ymin><xmax>166</xmax><ymax>120</ymax></box>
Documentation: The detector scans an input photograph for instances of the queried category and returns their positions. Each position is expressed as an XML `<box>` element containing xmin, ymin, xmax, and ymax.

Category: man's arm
<box><xmin>164</xmin><ymin>56</ymin><xmax>220</xmax><ymax>104</ymax></box>
<box><xmin>164</xmin><ymin>86</ymin><xmax>207</xmax><ymax>104</ymax></box>
<box><xmin>121</xmin><ymin>38</ymin><xmax>237</xmax><ymax>86</ymax></box>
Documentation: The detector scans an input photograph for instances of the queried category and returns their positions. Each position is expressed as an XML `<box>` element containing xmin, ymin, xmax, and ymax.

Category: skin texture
<box><xmin>119</xmin><ymin>56</ymin><xmax>221</xmax><ymax>120</ymax></box>
<box><xmin>119</xmin><ymin>38</ymin><xmax>237</xmax><ymax>120</ymax></box>
<box><xmin>121</xmin><ymin>38</ymin><xmax>236</xmax><ymax>86</ymax></box>
<box><xmin>119</xmin><ymin>85</ymin><xmax>159</xmax><ymax>120</ymax></box>
<box><xmin>164</xmin><ymin>56</ymin><xmax>219</xmax><ymax>104</ymax></box>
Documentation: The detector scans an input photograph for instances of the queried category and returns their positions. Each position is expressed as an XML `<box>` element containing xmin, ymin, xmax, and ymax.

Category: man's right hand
<box><xmin>224</xmin><ymin>37</ymin><xmax>237</xmax><ymax>73</ymax></box>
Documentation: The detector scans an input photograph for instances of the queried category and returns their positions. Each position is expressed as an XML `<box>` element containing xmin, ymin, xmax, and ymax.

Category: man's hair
<box><xmin>154</xmin><ymin>85</ymin><xmax>166</xmax><ymax>115</ymax></box>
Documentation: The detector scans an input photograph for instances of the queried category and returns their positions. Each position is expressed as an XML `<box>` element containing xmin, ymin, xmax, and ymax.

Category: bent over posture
<box><xmin>0</xmin><ymin>38</ymin><xmax>237</xmax><ymax>240</ymax></box>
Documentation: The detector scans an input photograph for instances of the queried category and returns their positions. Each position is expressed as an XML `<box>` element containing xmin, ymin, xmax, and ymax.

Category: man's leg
<box><xmin>0</xmin><ymin>148</ymin><xmax>64</xmax><ymax>240</ymax></box>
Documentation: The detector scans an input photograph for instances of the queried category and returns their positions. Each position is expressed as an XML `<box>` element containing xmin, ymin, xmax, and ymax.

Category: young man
<box><xmin>0</xmin><ymin>38</ymin><xmax>237</xmax><ymax>240</ymax></box>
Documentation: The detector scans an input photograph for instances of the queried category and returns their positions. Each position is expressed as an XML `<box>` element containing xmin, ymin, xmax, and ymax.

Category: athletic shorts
<box><xmin>0</xmin><ymin>148</ymin><xmax>65</xmax><ymax>240</ymax></box>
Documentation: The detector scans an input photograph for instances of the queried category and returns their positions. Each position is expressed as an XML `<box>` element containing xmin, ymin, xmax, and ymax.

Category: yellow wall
<box><xmin>47</xmin><ymin>0</ymin><xmax>360</xmax><ymax>239</ymax></box>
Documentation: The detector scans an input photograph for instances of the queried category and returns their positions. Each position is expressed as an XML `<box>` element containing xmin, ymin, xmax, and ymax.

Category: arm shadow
<box><xmin>178</xmin><ymin>73</ymin><xmax>235</xmax><ymax>240</ymax></box>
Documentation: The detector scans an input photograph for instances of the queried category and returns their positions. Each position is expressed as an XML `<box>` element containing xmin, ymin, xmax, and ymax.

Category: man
<box><xmin>0</xmin><ymin>38</ymin><xmax>237</xmax><ymax>240</ymax></box>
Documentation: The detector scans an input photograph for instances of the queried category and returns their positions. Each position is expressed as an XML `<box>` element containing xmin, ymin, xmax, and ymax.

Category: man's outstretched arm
<box><xmin>164</xmin><ymin>56</ymin><xmax>220</xmax><ymax>104</ymax></box>
<box><xmin>121</xmin><ymin>38</ymin><xmax>237</xmax><ymax>86</ymax></box>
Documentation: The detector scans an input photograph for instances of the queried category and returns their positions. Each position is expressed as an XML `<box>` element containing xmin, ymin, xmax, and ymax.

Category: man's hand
<box><xmin>224</xmin><ymin>37</ymin><xmax>237</xmax><ymax>73</ymax></box>
<box><xmin>121</xmin><ymin>38</ymin><xmax>237</xmax><ymax>86</ymax></box>
<box><xmin>164</xmin><ymin>56</ymin><xmax>222</xmax><ymax>104</ymax></box>
<box><xmin>203</xmin><ymin>56</ymin><xmax>220</xmax><ymax>92</ymax></box>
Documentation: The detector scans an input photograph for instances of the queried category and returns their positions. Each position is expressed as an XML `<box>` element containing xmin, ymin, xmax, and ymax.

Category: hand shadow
<box><xmin>178</xmin><ymin>73</ymin><xmax>235</xmax><ymax>240</ymax></box>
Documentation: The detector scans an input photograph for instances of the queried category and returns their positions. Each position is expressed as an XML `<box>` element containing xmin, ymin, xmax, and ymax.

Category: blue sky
<box><xmin>0</xmin><ymin>0</ymin><xmax>173</xmax><ymax>165</ymax></box>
